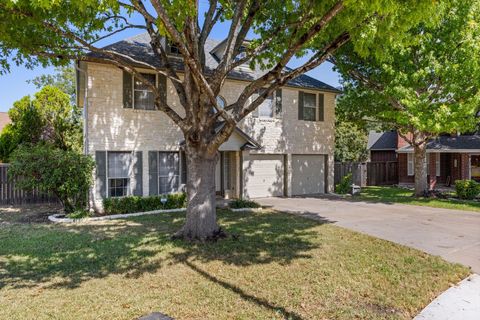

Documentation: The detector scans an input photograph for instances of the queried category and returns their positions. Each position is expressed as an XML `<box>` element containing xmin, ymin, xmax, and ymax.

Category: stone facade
<box><xmin>82</xmin><ymin>62</ymin><xmax>336</xmax><ymax>210</ymax></box>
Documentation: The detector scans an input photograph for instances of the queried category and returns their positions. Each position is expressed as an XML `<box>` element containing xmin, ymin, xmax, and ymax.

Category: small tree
<box><xmin>9</xmin><ymin>144</ymin><xmax>94</xmax><ymax>213</ymax></box>
<box><xmin>334</xmin><ymin>0</ymin><xmax>480</xmax><ymax>196</ymax></box>
<box><xmin>334</xmin><ymin>121</ymin><xmax>368</xmax><ymax>163</ymax></box>
<box><xmin>0</xmin><ymin>86</ymin><xmax>82</xmax><ymax>161</ymax></box>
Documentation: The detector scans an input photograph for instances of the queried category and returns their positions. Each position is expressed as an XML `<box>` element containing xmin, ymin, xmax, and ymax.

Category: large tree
<box><xmin>334</xmin><ymin>0</ymin><xmax>480</xmax><ymax>196</ymax></box>
<box><xmin>0</xmin><ymin>0</ymin><xmax>437</xmax><ymax>240</ymax></box>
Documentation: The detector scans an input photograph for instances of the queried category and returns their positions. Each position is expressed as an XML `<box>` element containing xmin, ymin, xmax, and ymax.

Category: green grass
<box><xmin>357</xmin><ymin>186</ymin><xmax>480</xmax><ymax>212</ymax></box>
<box><xmin>0</xmin><ymin>208</ymin><xmax>469</xmax><ymax>319</ymax></box>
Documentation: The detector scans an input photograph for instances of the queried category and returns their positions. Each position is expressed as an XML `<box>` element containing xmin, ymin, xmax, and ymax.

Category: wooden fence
<box><xmin>335</xmin><ymin>161</ymin><xmax>398</xmax><ymax>187</ymax></box>
<box><xmin>0</xmin><ymin>164</ymin><xmax>57</xmax><ymax>205</ymax></box>
<box><xmin>367</xmin><ymin>161</ymin><xmax>398</xmax><ymax>186</ymax></box>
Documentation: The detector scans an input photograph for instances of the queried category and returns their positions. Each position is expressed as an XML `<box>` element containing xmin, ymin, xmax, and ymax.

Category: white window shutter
<box><xmin>407</xmin><ymin>153</ymin><xmax>414</xmax><ymax>176</ymax></box>
<box><xmin>436</xmin><ymin>153</ymin><xmax>441</xmax><ymax>176</ymax></box>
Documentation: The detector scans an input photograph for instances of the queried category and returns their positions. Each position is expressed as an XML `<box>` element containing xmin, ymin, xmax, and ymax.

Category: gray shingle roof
<box><xmin>367</xmin><ymin>131</ymin><xmax>398</xmax><ymax>150</ymax></box>
<box><xmin>89</xmin><ymin>33</ymin><xmax>340</xmax><ymax>92</ymax></box>
<box><xmin>398</xmin><ymin>135</ymin><xmax>480</xmax><ymax>152</ymax></box>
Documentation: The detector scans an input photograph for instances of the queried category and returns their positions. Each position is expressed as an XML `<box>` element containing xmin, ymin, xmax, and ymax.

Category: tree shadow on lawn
<box><xmin>0</xmin><ymin>210</ymin><xmax>332</xmax><ymax>291</ymax></box>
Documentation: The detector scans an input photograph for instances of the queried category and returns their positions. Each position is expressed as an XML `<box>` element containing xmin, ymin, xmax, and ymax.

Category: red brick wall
<box><xmin>397</xmin><ymin>133</ymin><xmax>412</xmax><ymax>149</ymax></box>
<box><xmin>398</xmin><ymin>153</ymin><xmax>414</xmax><ymax>183</ymax></box>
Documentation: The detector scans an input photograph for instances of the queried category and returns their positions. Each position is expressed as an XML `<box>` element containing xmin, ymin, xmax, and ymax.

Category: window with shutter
<box><xmin>107</xmin><ymin>152</ymin><xmax>132</xmax><ymax>197</ymax></box>
<box><xmin>407</xmin><ymin>153</ymin><xmax>414</xmax><ymax>176</ymax></box>
<box><xmin>124</xmin><ymin>72</ymin><xmax>158</xmax><ymax>110</ymax></box>
<box><xmin>158</xmin><ymin>152</ymin><xmax>180</xmax><ymax>194</ymax></box>
<box><xmin>302</xmin><ymin>92</ymin><xmax>317</xmax><ymax>121</ymax></box>
<box><xmin>436</xmin><ymin>153</ymin><xmax>441</xmax><ymax>176</ymax></box>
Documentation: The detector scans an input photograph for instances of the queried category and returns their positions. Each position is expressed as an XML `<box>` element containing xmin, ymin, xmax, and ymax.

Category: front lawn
<box><xmin>0</xmin><ymin>208</ymin><xmax>469</xmax><ymax>319</ymax></box>
<box><xmin>358</xmin><ymin>186</ymin><xmax>480</xmax><ymax>212</ymax></box>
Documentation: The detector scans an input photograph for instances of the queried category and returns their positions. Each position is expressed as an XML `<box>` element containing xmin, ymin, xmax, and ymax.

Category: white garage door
<box><xmin>244</xmin><ymin>154</ymin><xmax>284</xmax><ymax>198</ymax></box>
<box><xmin>292</xmin><ymin>155</ymin><xmax>325</xmax><ymax>195</ymax></box>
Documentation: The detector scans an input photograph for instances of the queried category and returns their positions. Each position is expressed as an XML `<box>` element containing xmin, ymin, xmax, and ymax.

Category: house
<box><xmin>368</xmin><ymin>131</ymin><xmax>479</xmax><ymax>189</ymax></box>
<box><xmin>77</xmin><ymin>33</ymin><xmax>339</xmax><ymax>212</ymax></box>
<box><xmin>0</xmin><ymin>112</ymin><xmax>10</xmax><ymax>133</ymax></box>
<box><xmin>367</xmin><ymin>130</ymin><xmax>398</xmax><ymax>162</ymax></box>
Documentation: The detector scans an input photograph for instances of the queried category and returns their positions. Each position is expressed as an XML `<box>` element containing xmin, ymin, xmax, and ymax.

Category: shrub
<box><xmin>229</xmin><ymin>198</ymin><xmax>261</xmax><ymax>209</ymax></box>
<box><xmin>335</xmin><ymin>173</ymin><xmax>352</xmax><ymax>194</ymax></box>
<box><xmin>102</xmin><ymin>192</ymin><xmax>187</xmax><ymax>215</ymax></box>
<box><xmin>455</xmin><ymin>179</ymin><xmax>480</xmax><ymax>200</ymax></box>
<box><xmin>66</xmin><ymin>209</ymin><xmax>92</xmax><ymax>219</ymax></box>
<box><xmin>8</xmin><ymin>144</ymin><xmax>94</xmax><ymax>213</ymax></box>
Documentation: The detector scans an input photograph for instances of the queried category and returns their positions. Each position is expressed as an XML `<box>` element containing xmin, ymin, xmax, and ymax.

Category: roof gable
<box><xmin>367</xmin><ymin>131</ymin><xmax>397</xmax><ymax>150</ymax></box>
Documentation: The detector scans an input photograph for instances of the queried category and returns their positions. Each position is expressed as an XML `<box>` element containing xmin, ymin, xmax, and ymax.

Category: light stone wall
<box><xmin>85</xmin><ymin>61</ymin><xmax>336</xmax><ymax>209</ymax></box>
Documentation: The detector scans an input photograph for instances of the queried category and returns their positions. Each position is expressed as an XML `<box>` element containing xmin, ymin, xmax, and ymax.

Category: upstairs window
<box><xmin>258</xmin><ymin>90</ymin><xmax>274</xmax><ymax>118</ymax></box>
<box><xmin>123</xmin><ymin>72</ymin><xmax>157</xmax><ymax>110</ymax></box>
<box><xmin>134</xmin><ymin>73</ymin><xmax>156</xmax><ymax>110</ymax></box>
<box><xmin>168</xmin><ymin>41</ymin><xmax>181</xmax><ymax>55</ymax></box>
<box><xmin>302</xmin><ymin>92</ymin><xmax>317</xmax><ymax>121</ymax></box>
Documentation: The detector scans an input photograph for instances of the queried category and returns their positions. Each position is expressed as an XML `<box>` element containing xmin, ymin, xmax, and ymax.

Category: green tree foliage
<box><xmin>8</xmin><ymin>144</ymin><xmax>94</xmax><ymax>213</ymax></box>
<box><xmin>334</xmin><ymin>0</ymin><xmax>480</xmax><ymax>195</ymax></box>
<box><xmin>0</xmin><ymin>0</ymin><xmax>439</xmax><ymax>239</ymax></box>
<box><xmin>0</xmin><ymin>86</ymin><xmax>82</xmax><ymax>161</ymax></box>
<box><xmin>334</xmin><ymin>121</ymin><xmax>368</xmax><ymax>162</ymax></box>
<box><xmin>28</xmin><ymin>64</ymin><xmax>76</xmax><ymax>102</ymax></box>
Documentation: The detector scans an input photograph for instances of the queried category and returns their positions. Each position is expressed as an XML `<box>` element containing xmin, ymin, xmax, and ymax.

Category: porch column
<box><xmin>460</xmin><ymin>153</ymin><xmax>471</xmax><ymax>180</ymax></box>
<box><xmin>429</xmin><ymin>153</ymin><xmax>437</xmax><ymax>190</ymax></box>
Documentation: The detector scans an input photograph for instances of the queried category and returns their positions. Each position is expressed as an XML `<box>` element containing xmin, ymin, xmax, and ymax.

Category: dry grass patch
<box><xmin>0</xmin><ymin>209</ymin><xmax>469</xmax><ymax>319</ymax></box>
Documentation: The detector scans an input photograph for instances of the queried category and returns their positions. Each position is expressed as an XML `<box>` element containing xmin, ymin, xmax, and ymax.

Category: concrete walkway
<box><xmin>257</xmin><ymin>196</ymin><xmax>480</xmax><ymax>273</ymax></box>
<box><xmin>414</xmin><ymin>274</ymin><xmax>480</xmax><ymax>320</ymax></box>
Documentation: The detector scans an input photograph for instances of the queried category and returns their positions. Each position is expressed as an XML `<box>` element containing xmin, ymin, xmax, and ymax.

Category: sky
<box><xmin>0</xmin><ymin>2</ymin><xmax>342</xmax><ymax>113</ymax></box>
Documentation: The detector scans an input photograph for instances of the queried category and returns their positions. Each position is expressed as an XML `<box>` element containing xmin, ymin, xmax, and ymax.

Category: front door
<box><xmin>471</xmin><ymin>155</ymin><xmax>480</xmax><ymax>181</ymax></box>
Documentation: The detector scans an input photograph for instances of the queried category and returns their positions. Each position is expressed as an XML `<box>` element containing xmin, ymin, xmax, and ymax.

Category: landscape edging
<box><xmin>48</xmin><ymin>208</ymin><xmax>186</xmax><ymax>223</ymax></box>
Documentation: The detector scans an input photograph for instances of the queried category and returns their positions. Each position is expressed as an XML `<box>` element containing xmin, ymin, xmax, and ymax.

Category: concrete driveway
<box><xmin>257</xmin><ymin>196</ymin><xmax>480</xmax><ymax>273</ymax></box>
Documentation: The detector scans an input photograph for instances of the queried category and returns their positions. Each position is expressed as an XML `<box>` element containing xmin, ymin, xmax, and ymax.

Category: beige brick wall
<box><xmin>85</xmin><ymin>62</ymin><xmax>336</xmax><ymax>209</ymax></box>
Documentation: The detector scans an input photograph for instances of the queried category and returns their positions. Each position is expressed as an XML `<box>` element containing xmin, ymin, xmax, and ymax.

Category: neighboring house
<box><xmin>0</xmin><ymin>112</ymin><xmax>10</xmax><ymax>133</ymax></box>
<box><xmin>368</xmin><ymin>130</ymin><xmax>479</xmax><ymax>189</ymax></box>
<box><xmin>367</xmin><ymin>131</ymin><xmax>398</xmax><ymax>162</ymax></box>
<box><xmin>77</xmin><ymin>33</ymin><xmax>339</xmax><ymax>211</ymax></box>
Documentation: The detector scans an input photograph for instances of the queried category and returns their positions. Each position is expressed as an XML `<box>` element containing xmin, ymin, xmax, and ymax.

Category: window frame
<box><xmin>407</xmin><ymin>153</ymin><xmax>414</xmax><ymax>176</ymax></box>
<box><xmin>157</xmin><ymin>151</ymin><xmax>180</xmax><ymax>195</ymax></box>
<box><xmin>107</xmin><ymin>151</ymin><xmax>133</xmax><ymax>198</ymax></box>
<box><xmin>132</xmin><ymin>72</ymin><xmax>157</xmax><ymax>110</ymax></box>
<box><xmin>257</xmin><ymin>90</ymin><xmax>274</xmax><ymax>119</ymax></box>
<box><xmin>302</xmin><ymin>92</ymin><xmax>317</xmax><ymax>121</ymax></box>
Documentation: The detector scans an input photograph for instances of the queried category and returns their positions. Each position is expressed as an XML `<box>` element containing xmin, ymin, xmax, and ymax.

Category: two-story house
<box><xmin>77</xmin><ymin>33</ymin><xmax>340</xmax><ymax>211</ymax></box>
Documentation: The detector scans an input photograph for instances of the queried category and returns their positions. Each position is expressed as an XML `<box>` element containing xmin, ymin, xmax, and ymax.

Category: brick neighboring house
<box><xmin>368</xmin><ymin>131</ymin><xmax>480</xmax><ymax>189</ymax></box>
<box><xmin>77</xmin><ymin>33</ymin><xmax>340</xmax><ymax>212</ymax></box>
<box><xmin>367</xmin><ymin>130</ymin><xmax>398</xmax><ymax>162</ymax></box>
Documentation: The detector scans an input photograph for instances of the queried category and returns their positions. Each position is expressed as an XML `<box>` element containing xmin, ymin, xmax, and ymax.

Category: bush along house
<box><xmin>76</xmin><ymin>33</ymin><xmax>340</xmax><ymax>212</ymax></box>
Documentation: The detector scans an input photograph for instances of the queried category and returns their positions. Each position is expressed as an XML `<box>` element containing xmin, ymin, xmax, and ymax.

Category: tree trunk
<box><xmin>174</xmin><ymin>145</ymin><xmax>224</xmax><ymax>241</ymax></box>
<box><xmin>413</xmin><ymin>143</ymin><xmax>428</xmax><ymax>197</ymax></box>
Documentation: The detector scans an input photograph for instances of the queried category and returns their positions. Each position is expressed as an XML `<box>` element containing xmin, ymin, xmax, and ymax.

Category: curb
<box><xmin>48</xmin><ymin>208</ymin><xmax>185</xmax><ymax>223</ymax></box>
<box><xmin>414</xmin><ymin>274</ymin><xmax>480</xmax><ymax>320</ymax></box>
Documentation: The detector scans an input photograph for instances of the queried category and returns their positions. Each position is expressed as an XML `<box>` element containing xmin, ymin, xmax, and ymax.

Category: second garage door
<box><xmin>243</xmin><ymin>154</ymin><xmax>284</xmax><ymax>198</ymax></box>
<box><xmin>292</xmin><ymin>155</ymin><xmax>325</xmax><ymax>195</ymax></box>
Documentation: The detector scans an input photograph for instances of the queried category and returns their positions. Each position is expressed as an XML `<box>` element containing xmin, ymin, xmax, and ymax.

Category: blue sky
<box><xmin>0</xmin><ymin>3</ymin><xmax>342</xmax><ymax>112</ymax></box>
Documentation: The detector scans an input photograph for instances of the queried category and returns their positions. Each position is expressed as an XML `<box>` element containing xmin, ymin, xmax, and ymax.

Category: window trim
<box><xmin>157</xmin><ymin>151</ymin><xmax>180</xmax><ymax>195</ymax></box>
<box><xmin>132</xmin><ymin>72</ymin><xmax>158</xmax><ymax>110</ymax></box>
<box><xmin>106</xmin><ymin>151</ymin><xmax>133</xmax><ymax>198</ymax></box>
<box><xmin>407</xmin><ymin>153</ymin><xmax>414</xmax><ymax>176</ymax></box>
<box><xmin>436</xmin><ymin>153</ymin><xmax>441</xmax><ymax>177</ymax></box>
<box><xmin>302</xmin><ymin>92</ymin><xmax>317</xmax><ymax>121</ymax></box>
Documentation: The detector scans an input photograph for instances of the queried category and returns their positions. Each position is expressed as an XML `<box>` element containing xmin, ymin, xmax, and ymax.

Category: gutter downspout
<box><xmin>74</xmin><ymin>61</ymin><xmax>89</xmax><ymax>155</ymax></box>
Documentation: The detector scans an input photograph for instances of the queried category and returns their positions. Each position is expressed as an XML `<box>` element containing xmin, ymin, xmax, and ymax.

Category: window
<box><xmin>303</xmin><ymin>92</ymin><xmax>317</xmax><ymax>121</ymax></box>
<box><xmin>134</xmin><ymin>73</ymin><xmax>156</xmax><ymax>110</ymax></box>
<box><xmin>158</xmin><ymin>152</ymin><xmax>179</xmax><ymax>194</ymax></box>
<box><xmin>213</xmin><ymin>96</ymin><xmax>226</xmax><ymax>113</ymax></box>
<box><xmin>168</xmin><ymin>41</ymin><xmax>180</xmax><ymax>55</ymax></box>
<box><xmin>108</xmin><ymin>152</ymin><xmax>132</xmax><ymax>197</ymax></box>
<box><xmin>407</xmin><ymin>153</ymin><xmax>414</xmax><ymax>176</ymax></box>
<box><xmin>436</xmin><ymin>153</ymin><xmax>441</xmax><ymax>176</ymax></box>
<box><xmin>257</xmin><ymin>90</ymin><xmax>274</xmax><ymax>118</ymax></box>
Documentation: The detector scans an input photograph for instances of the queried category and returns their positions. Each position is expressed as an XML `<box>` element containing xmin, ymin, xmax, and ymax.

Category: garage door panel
<box><xmin>244</xmin><ymin>154</ymin><xmax>284</xmax><ymax>198</ymax></box>
<box><xmin>292</xmin><ymin>155</ymin><xmax>325</xmax><ymax>195</ymax></box>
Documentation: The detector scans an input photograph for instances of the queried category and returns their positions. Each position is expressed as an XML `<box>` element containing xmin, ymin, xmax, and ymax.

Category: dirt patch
<box><xmin>0</xmin><ymin>204</ymin><xmax>62</xmax><ymax>224</ymax></box>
